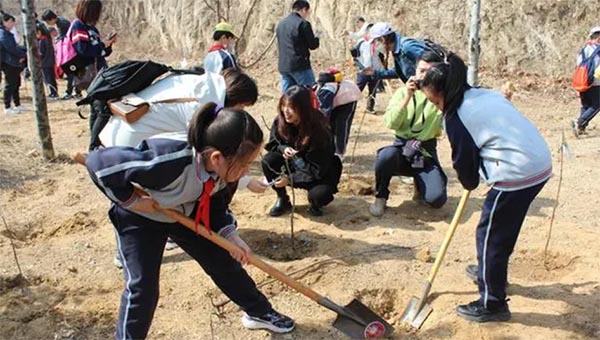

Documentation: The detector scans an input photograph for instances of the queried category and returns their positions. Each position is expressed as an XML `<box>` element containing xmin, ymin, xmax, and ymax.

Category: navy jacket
<box><xmin>86</xmin><ymin>133</ymin><xmax>238</xmax><ymax>238</ymax></box>
<box><xmin>71</xmin><ymin>19</ymin><xmax>112</xmax><ymax>70</ymax></box>
<box><xmin>38</xmin><ymin>37</ymin><xmax>55</xmax><ymax>68</ymax></box>
<box><xmin>276</xmin><ymin>12</ymin><xmax>319</xmax><ymax>73</ymax></box>
<box><xmin>56</xmin><ymin>16</ymin><xmax>71</xmax><ymax>39</ymax></box>
<box><xmin>0</xmin><ymin>25</ymin><xmax>26</xmax><ymax>67</ymax></box>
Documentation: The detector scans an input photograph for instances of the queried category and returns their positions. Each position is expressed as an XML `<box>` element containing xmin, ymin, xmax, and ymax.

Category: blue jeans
<box><xmin>280</xmin><ymin>68</ymin><xmax>315</xmax><ymax>93</ymax></box>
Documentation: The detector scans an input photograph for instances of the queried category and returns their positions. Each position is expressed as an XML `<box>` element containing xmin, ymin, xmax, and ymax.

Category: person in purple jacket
<box><xmin>36</xmin><ymin>23</ymin><xmax>58</xmax><ymax>99</ymax></box>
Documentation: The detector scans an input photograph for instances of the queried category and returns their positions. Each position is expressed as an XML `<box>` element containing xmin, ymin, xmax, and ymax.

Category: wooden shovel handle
<box><xmin>427</xmin><ymin>189</ymin><xmax>471</xmax><ymax>283</ymax></box>
<box><xmin>158</xmin><ymin>207</ymin><xmax>324</xmax><ymax>302</ymax></box>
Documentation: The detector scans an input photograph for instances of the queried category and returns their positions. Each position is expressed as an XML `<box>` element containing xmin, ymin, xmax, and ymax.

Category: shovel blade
<box><xmin>332</xmin><ymin>299</ymin><xmax>394</xmax><ymax>339</ymax></box>
<box><xmin>400</xmin><ymin>296</ymin><xmax>433</xmax><ymax>329</ymax></box>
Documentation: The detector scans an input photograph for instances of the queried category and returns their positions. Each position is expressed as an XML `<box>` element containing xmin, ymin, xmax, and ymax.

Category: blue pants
<box><xmin>109</xmin><ymin>204</ymin><xmax>271</xmax><ymax>340</ymax></box>
<box><xmin>475</xmin><ymin>181</ymin><xmax>546</xmax><ymax>309</ymax></box>
<box><xmin>280</xmin><ymin>68</ymin><xmax>315</xmax><ymax>93</ymax></box>
<box><xmin>577</xmin><ymin>86</ymin><xmax>600</xmax><ymax>129</ymax></box>
<box><xmin>374</xmin><ymin>143</ymin><xmax>447</xmax><ymax>208</ymax></box>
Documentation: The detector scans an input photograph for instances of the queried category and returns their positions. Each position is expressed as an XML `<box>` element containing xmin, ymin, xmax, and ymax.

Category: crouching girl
<box><xmin>85</xmin><ymin>103</ymin><xmax>295</xmax><ymax>339</ymax></box>
<box><xmin>262</xmin><ymin>86</ymin><xmax>342</xmax><ymax>217</ymax></box>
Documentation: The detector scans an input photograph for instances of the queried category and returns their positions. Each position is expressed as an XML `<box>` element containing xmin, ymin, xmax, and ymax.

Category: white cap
<box><xmin>590</xmin><ymin>26</ymin><xmax>600</xmax><ymax>38</ymax></box>
<box><xmin>368</xmin><ymin>22</ymin><xmax>393</xmax><ymax>42</ymax></box>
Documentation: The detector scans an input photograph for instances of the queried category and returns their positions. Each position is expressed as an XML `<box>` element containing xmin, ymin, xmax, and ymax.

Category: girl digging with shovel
<box><xmin>418</xmin><ymin>51</ymin><xmax>552</xmax><ymax>322</ymax></box>
<box><xmin>85</xmin><ymin>104</ymin><xmax>295</xmax><ymax>339</ymax></box>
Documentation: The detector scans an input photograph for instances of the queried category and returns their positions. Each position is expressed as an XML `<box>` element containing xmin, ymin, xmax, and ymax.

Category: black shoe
<box><xmin>465</xmin><ymin>264</ymin><xmax>510</xmax><ymax>285</ymax></box>
<box><xmin>269</xmin><ymin>197</ymin><xmax>292</xmax><ymax>217</ymax></box>
<box><xmin>308</xmin><ymin>204</ymin><xmax>323</xmax><ymax>216</ymax></box>
<box><xmin>456</xmin><ymin>300</ymin><xmax>511</xmax><ymax>322</ymax></box>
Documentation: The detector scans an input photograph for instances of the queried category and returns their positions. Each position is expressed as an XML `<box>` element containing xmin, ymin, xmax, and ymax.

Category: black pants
<box><xmin>109</xmin><ymin>204</ymin><xmax>271</xmax><ymax>340</ymax></box>
<box><xmin>356</xmin><ymin>73</ymin><xmax>377</xmax><ymax>111</ymax></box>
<box><xmin>329</xmin><ymin>102</ymin><xmax>356</xmax><ymax>158</ymax></box>
<box><xmin>2</xmin><ymin>64</ymin><xmax>22</xmax><ymax>109</ymax></box>
<box><xmin>89</xmin><ymin>100</ymin><xmax>112</xmax><ymax>150</ymax></box>
<box><xmin>374</xmin><ymin>143</ymin><xmax>447</xmax><ymax>208</ymax></box>
<box><xmin>65</xmin><ymin>72</ymin><xmax>81</xmax><ymax>96</ymax></box>
<box><xmin>262</xmin><ymin>151</ymin><xmax>337</xmax><ymax>208</ymax></box>
<box><xmin>475</xmin><ymin>181</ymin><xmax>546</xmax><ymax>309</ymax></box>
<box><xmin>577</xmin><ymin>86</ymin><xmax>600</xmax><ymax>129</ymax></box>
<box><xmin>42</xmin><ymin>67</ymin><xmax>58</xmax><ymax>96</ymax></box>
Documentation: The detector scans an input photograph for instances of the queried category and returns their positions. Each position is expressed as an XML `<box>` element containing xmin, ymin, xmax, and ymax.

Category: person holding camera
<box><xmin>369</xmin><ymin>50</ymin><xmax>447</xmax><ymax>217</ymax></box>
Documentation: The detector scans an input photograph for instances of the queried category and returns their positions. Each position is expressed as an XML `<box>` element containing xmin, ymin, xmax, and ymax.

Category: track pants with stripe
<box><xmin>109</xmin><ymin>204</ymin><xmax>272</xmax><ymax>340</ymax></box>
<box><xmin>329</xmin><ymin>102</ymin><xmax>357</xmax><ymax>158</ymax></box>
<box><xmin>475</xmin><ymin>181</ymin><xmax>546</xmax><ymax>309</ymax></box>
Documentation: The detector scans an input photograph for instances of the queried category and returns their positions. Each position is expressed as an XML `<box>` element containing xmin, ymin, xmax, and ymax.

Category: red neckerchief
<box><xmin>208</xmin><ymin>43</ymin><xmax>226</xmax><ymax>52</ymax></box>
<box><xmin>194</xmin><ymin>177</ymin><xmax>215</xmax><ymax>235</ymax></box>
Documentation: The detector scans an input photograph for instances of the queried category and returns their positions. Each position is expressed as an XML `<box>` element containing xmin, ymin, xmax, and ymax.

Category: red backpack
<box><xmin>572</xmin><ymin>45</ymin><xmax>600</xmax><ymax>92</ymax></box>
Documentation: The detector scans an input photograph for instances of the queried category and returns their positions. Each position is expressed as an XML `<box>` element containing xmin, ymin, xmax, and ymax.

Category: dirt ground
<box><xmin>0</xmin><ymin>66</ymin><xmax>599</xmax><ymax>340</ymax></box>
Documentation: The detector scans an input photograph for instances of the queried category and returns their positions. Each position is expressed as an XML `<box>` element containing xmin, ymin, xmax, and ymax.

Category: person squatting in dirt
<box><xmin>85</xmin><ymin>104</ymin><xmax>296</xmax><ymax>339</ymax></box>
<box><xmin>314</xmin><ymin>67</ymin><xmax>361</xmax><ymax>159</ymax></box>
<box><xmin>369</xmin><ymin>50</ymin><xmax>448</xmax><ymax>217</ymax></box>
<box><xmin>419</xmin><ymin>50</ymin><xmax>552</xmax><ymax>323</ymax></box>
<box><xmin>203</xmin><ymin>22</ymin><xmax>238</xmax><ymax>74</ymax></box>
<box><xmin>262</xmin><ymin>85</ymin><xmax>342</xmax><ymax>217</ymax></box>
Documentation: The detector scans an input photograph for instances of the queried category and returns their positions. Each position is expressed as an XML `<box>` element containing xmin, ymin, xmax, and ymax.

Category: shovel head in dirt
<box><xmin>399</xmin><ymin>295</ymin><xmax>433</xmax><ymax>329</ymax></box>
<box><xmin>332</xmin><ymin>299</ymin><xmax>394</xmax><ymax>339</ymax></box>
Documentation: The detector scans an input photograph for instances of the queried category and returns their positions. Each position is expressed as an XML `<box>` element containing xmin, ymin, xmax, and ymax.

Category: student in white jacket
<box><xmin>420</xmin><ymin>51</ymin><xmax>552</xmax><ymax>323</ymax></box>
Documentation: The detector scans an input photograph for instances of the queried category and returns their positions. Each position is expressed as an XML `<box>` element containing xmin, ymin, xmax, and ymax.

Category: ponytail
<box><xmin>421</xmin><ymin>52</ymin><xmax>471</xmax><ymax>117</ymax></box>
<box><xmin>188</xmin><ymin>101</ymin><xmax>263</xmax><ymax>162</ymax></box>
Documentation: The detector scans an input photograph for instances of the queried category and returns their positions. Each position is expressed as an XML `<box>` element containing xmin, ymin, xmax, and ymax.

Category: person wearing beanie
<box><xmin>203</xmin><ymin>22</ymin><xmax>238</xmax><ymax>74</ymax></box>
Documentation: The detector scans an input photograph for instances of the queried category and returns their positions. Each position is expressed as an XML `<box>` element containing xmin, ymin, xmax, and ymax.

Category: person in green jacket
<box><xmin>369</xmin><ymin>50</ymin><xmax>447</xmax><ymax>217</ymax></box>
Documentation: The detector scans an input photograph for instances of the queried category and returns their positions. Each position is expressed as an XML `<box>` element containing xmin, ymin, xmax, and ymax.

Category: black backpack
<box><xmin>80</xmin><ymin>60</ymin><xmax>204</xmax><ymax>150</ymax></box>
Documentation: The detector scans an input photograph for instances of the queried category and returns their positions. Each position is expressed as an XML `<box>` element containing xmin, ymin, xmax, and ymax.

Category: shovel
<box><xmin>400</xmin><ymin>189</ymin><xmax>471</xmax><ymax>329</ymax></box>
<box><xmin>159</xmin><ymin>207</ymin><xmax>393</xmax><ymax>339</ymax></box>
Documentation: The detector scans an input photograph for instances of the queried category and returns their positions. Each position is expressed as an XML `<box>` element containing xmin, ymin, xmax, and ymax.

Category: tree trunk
<box><xmin>467</xmin><ymin>0</ymin><xmax>481</xmax><ymax>86</ymax></box>
<box><xmin>21</xmin><ymin>0</ymin><xmax>55</xmax><ymax>159</ymax></box>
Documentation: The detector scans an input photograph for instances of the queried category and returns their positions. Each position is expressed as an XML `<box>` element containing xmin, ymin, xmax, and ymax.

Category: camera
<box><xmin>414</xmin><ymin>79</ymin><xmax>423</xmax><ymax>90</ymax></box>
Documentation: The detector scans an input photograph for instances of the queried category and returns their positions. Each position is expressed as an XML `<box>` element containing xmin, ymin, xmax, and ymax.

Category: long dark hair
<box><xmin>420</xmin><ymin>52</ymin><xmax>471</xmax><ymax>117</ymax></box>
<box><xmin>188</xmin><ymin>102</ymin><xmax>263</xmax><ymax>167</ymax></box>
<box><xmin>222</xmin><ymin>68</ymin><xmax>258</xmax><ymax>107</ymax></box>
<box><xmin>277</xmin><ymin>86</ymin><xmax>329</xmax><ymax>151</ymax></box>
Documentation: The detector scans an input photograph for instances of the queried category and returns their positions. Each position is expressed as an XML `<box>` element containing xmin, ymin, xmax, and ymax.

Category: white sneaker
<box><xmin>369</xmin><ymin>198</ymin><xmax>387</xmax><ymax>217</ymax></box>
<box><xmin>14</xmin><ymin>105</ymin><xmax>29</xmax><ymax>112</ymax></box>
<box><xmin>113</xmin><ymin>254</ymin><xmax>123</xmax><ymax>269</ymax></box>
<box><xmin>4</xmin><ymin>107</ymin><xmax>19</xmax><ymax>115</ymax></box>
<box><xmin>241</xmin><ymin>311</ymin><xmax>295</xmax><ymax>333</ymax></box>
<box><xmin>165</xmin><ymin>238</ymin><xmax>179</xmax><ymax>251</ymax></box>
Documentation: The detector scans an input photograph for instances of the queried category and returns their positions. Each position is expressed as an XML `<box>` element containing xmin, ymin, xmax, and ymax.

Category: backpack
<box><xmin>572</xmin><ymin>45</ymin><xmax>600</xmax><ymax>92</ymax></box>
<box><xmin>79</xmin><ymin>60</ymin><xmax>203</xmax><ymax>150</ymax></box>
<box><xmin>56</xmin><ymin>20</ymin><xmax>89</xmax><ymax>75</ymax></box>
<box><xmin>75</xmin><ymin>60</ymin><xmax>172</xmax><ymax>107</ymax></box>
